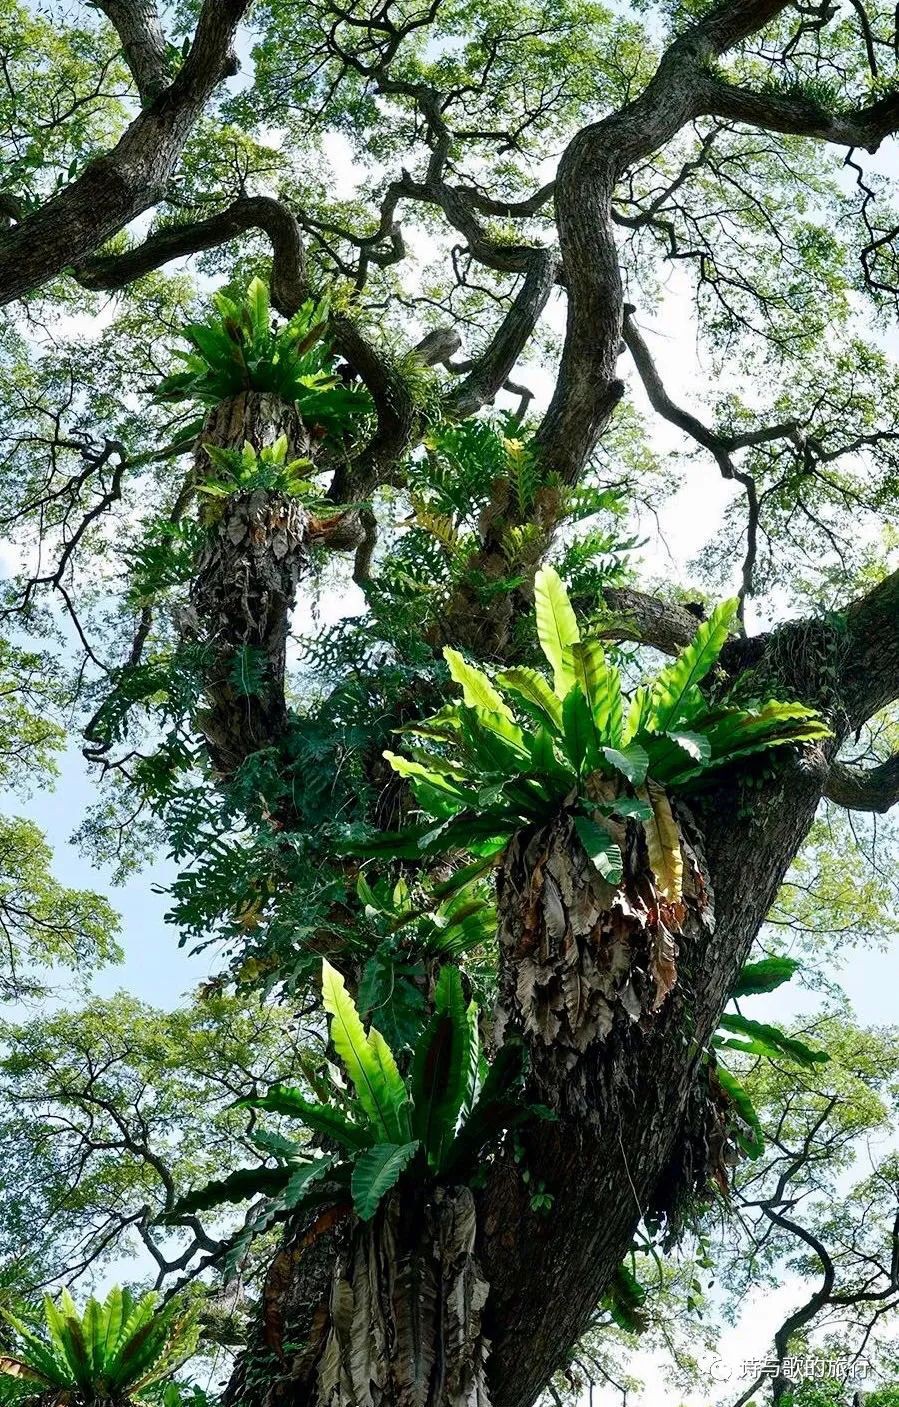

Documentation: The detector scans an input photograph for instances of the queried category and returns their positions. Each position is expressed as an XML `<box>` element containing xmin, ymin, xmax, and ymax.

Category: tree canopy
<box><xmin>3</xmin><ymin>0</ymin><xmax>899</xmax><ymax>1405</ymax></box>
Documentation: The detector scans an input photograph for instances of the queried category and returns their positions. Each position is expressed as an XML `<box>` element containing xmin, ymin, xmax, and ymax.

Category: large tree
<box><xmin>3</xmin><ymin>0</ymin><xmax>899</xmax><ymax>1404</ymax></box>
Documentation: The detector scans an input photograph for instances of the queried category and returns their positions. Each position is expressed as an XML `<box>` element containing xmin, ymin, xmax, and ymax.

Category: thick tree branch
<box><xmin>534</xmin><ymin>0</ymin><xmax>795</xmax><ymax>479</ymax></box>
<box><xmin>0</xmin><ymin>0</ymin><xmax>251</xmax><ymax>305</ymax></box>
<box><xmin>76</xmin><ymin>196</ymin><xmax>308</xmax><ymax>317</ymax></box>
<box><xmin>825</xmin><ymin>753</ymin><xmax>899</xmax><ymax>813</ymax></box>
<box><xmin>446</xmin><ymin>247</ymin><xmax>559</xmax><ymax>417</ymax></box>
<box><xmin>697</xmin><ymin>73</ymin><xmax>899</xmax><ymax>152</ymax></box>
<box><xmin>839</xmin><ymin>568</ymin><xmax>899</xmax><ymax>727</ymax></box>
<box><xmin>93</xmin><ymin>0</ymin><xmax>172</xmax><ymax>105</ymax></box>
<box><xmin>596</xmin><ymin>586</ymin><xmax>700</xmax><ymax>654</ymax></box>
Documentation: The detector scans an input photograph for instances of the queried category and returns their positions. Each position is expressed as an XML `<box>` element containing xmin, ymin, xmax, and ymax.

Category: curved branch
<box><xmin>597</xmin><ymin>587</ymin><xmax>700</xmax><ymax>654</ymax></box>
<box><xmin>0</xmin><ymin>0</ymin><xmax>251</xmax><ymax>305</ymax></box>
<box><xmin>697</xmin><ymin>72</ymin><xmax>899</xmax><ymax>153</ymax></box>
<box><xmin>446</xmin><ymin>248</ymin><xmax>559</xmax><ymax>417</ymax></box>
<box><xmin>825</xmin><ymin>753</ymin><xmax>899</xmax><ymax>813</ymax></box>
<box><xmin>76</xmin><ymin>195</ymin><xmax>308</xmax><ymax>316</ymax></box>
<box><xmin>534</xmin><ymin>0</ymin><xmax>795</xmax><ymax>480</ymax></box>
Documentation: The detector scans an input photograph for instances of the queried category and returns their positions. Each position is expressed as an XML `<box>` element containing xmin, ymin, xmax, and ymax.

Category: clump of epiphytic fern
<box><xmin>170</xmin><ymin>960</ymin><xmax>546</xmax><ymax>1255</ymax></box>
<box><xmin>409</xmin><ymin>420</ymin><xmax>629</xmax><ymax>586</ymax></box>
<box><xmin>156</xmin><ymin>277</ymin><xmax>372</xmax><ymax>440</ymax></box>
<box><xmin>0</xmin><ymin>1287</ymin><xmax>200</xmax><ymax>1404</ymax></box>
<box><xmin>374</xmin><ymin>568</ymin><xmax>830</xmax><ymax>899</ymax></box>
<box><xmin>199</xmin><ymin>435</ymin><xmax>327</xmax><ymax>505</ymax></box>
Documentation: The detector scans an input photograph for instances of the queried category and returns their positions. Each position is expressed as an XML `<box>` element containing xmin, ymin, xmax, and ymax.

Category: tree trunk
<box><xmin>226</xmin><ymin>721</ymin><xmax>834</xmax><ymax>1407</ymax></box>
<box><xmin>474</xmin><ymin>752</ymin><xmax>830</xmax><ymax>1407</ymax></box>
<box><xmin>185</xmin><ymin>391</ymin><xmax>312</xmax><ymax>775</ymax></box>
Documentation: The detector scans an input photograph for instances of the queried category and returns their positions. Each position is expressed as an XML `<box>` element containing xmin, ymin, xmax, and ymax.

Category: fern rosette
<box><xmin>0</xmin><ymin>1288</ymin><xmax>199</xmax><ymax>1405</ymax></box>
<box><xmin>156</xmin><ymin>277</ymin><xmax>372</xmax><ymax>442</ymax></box>
<box><xmin>170</xmin><ymin>960</ymin><xmax>549</xmax><ymax>1252</ymax></box>
<box><xmin>380</xmin><ymin>567</ymin><xmax>830</xmax><ymax>901</ymax></box>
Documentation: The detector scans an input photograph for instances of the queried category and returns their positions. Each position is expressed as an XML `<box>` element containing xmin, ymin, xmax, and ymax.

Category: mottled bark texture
<box><xmin>226</xmin><ymin>608</ymin><xmax>852</xmax><ymax>1407</ymax></box>
<box><xmin>186</xmin><ymin>392</ymin><xmax>312</xmax><ymax>776</ymax></box>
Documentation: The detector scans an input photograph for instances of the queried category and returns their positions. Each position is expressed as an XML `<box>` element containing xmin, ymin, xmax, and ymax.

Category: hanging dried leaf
<box><xmin>649</xmin><ymin>921</ymin><xmax>679</xmax><ymax>1010</ymax></box>
<box><xmin>640</xmin><ymin>782</ymin><xmax>683</xmax><ymax>902</ymax></box>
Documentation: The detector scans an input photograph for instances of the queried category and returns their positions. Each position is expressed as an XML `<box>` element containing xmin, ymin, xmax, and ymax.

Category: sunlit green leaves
<box><xmin>178</xmin><ymin>959</ymin><xmax>542</xmax><ymax>1232</ymax></box>
<box><xmin>156</xmin><ymin>279</ymin><xmax>372</xmax><ymax>439</ymax></box>
<box><xmin>381</xmin><ymin>571</ymin><xmax>829</xmax><ymax>901</ymax></box>
<box><xmin>0</xmin><ymin>1287</ymin><xmax>199</xmax><ymax>1403</ymax></box>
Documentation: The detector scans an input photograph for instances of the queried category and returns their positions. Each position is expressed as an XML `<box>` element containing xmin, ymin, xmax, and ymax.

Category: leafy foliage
<box><xmin>199</xmin><ymin>436</ymin><xmax>322</xmax><ymax>502</ymax></box>
<box><xmin>172</xmin><ymin>960</ymin><xmax>546</xmax><ymax>1233</ymax></box>
<box><xmin>0</xmin><ymin>991</ymin><xmax>303</xmax><ymax>1289</ymax></box>
<box><xmin>156</xmin><ymin>278</ymin><xmax>371</xmax><ymax>439</ymax></box>
<box><xmin>713</xmin><ymin>955</ymin><xmax>829</xmax><ymax>1161</ymax></box>
<box><xmin>379</xmin><ymin>569</ymin><xmax>830</xmax><ymax>894</ymax></box>
<box><xmin>126</xmin><ymin>518</ymin><xmax>206</xmax><ymax>610</ymax></box>
<box><xmin>0</xmin><ymin>1288</ymin><xmax>199</xmax><ymax>1404</ymax></box>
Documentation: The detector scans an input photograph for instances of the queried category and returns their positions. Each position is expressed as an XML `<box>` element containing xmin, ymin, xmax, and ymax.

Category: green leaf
<box><xmin>239</xmin><ymin>1083</ymin><xmax>374</xmax><ymax>1151</ymax></box>
<box><xmin>717</xmin><ymin>1013</ymin><xmax>829</xmax><ymax>1066</ymax></box>
<box><xmin>623</xmin><ymin>685</ymin><xmax>652</xmax><ymax>744</ymax></box>
<box><xmin>444</xmin><ymin>648</ymin><xmax>513</xmax><ymax>720</ymax></box>
<box><xmin>282</xmin><ymin>1156</ymin><xmax>337</xmax><ymax>1209</ymax></box>
<box><xmin>561</xmin><ymin>685</ymin><xmax>597</xmax><ymax>774</ymax></box>
<box><xmin>647</xmin><ymin>598</ymin><xmax>739</xmax><ymax>731</ymax></box>
<box><xmin>534</xmin><ymin>566</ymin><xmax>579</xmax><ymax>695</ymax></box>
<box><xmin>321</xmin><ymin>960</ymin><xmax>411</xmax><ymax>1143</ymax></box>
<box><xmin>169</xmin><ymin>1164</ymin><xmax>292</xmax><ymax>1216</ymax></box>
<box><xmin>456</xmin><ymin>706</ymin><xmax>529</xmax><ymax>775</ymax></box>
<box><xmin>570</xmin><ymin>640</ymin><xmax>624</xmax><ymax>750</ymax></box>
<box><xmin>0</xmin><ymin>1310</ymin><xmax>68</xmax><ymax>1389</ymax></box>
<box><xmin>410</xmin><ymin>964</ymin><xmax>471</xmax><ymax>1170</ymax></box>
<box><xmin>495</xmin><ymin>666</ymin><xmax>562</xmax><ymax>728</ymax></box>
<box><xmin>716</xmin><ymin>1066</ymin><xmax>765</xmax><ymax>1158</ymax></box>
<box><xmin>732</xmin><ymin>957</ymin><xmax>801</xmax><ymax>997</ymax></box>
<box><xmin>573</xmin><ymin>816</ymin><xmax>623</xmax><ymax>884</ymax></box>
<box><xmin>351</xmin><ymin>1142</ymin><xmax>420</xmax><ymax>1220</ymax></box>
<box><xmin>601</xmin><ymin>742</ymin><xmax>649</xmax><ymax>786</ymax></box>
<box><xmin>664</xmin><ymin>730</ymin><xmax>711</xmax><ymax>764</ymax></box>
<box><xmin>442</xmin><ymin>1040</ymin><xmax>550</xmax><ymax>1176</ymax></box>
<box><xmin>462</xmin><ymin>999</ymin><xmax>481</xmax><ymax>1116</ymax></box>
<box><xmin>358</xmin><ymin>954</ymin><xmax>428</xmax><ymax>1049</ymax></box>
<box><xmin>44</xmin><ymin>1294</ymin><xmax>89</xmax><ymax>1388</ymax></box>
<box><xmin>246</xmin><ymin>276</ymin><xmax>271</xmax><ymax>340</ymax></box>
<box><xmin>527</xmin><ymin>725</ymin><xmax>576</xmax><ymax>791</ymax></box>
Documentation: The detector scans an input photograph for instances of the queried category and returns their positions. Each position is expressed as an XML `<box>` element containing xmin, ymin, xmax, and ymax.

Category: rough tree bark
<box><xmin>185</xmin><ymin>392</ymin><xmax>313</xmax><ymax>776</ymax></box>
<box><xmin>224</xmin><ymin>666</ymin><xmax>839</xmax><ymax>1407</ymax></box>
<box><xmin>5</xmin><ymin>2</ymin><xmax>899</xmax><ymax>1403</ymax></box>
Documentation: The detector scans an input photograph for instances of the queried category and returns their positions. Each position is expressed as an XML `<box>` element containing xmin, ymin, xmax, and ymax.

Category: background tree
<box><xmin>4</xmin><ymin>0</ymin><xmax>899</xmax><ymax>1405</ymax></box>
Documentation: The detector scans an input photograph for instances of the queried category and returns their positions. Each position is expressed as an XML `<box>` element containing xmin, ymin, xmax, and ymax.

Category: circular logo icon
<box><xmin>707</xmin><ymin>1359</ymin><xmax>733</xmax><ymax>1384</ymax></box>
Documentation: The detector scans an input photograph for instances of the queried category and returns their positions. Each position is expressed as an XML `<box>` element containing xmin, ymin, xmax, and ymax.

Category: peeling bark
<box><xmin>476</xmin><ymin>748</ymin><xmax>832</xmax><ymax>1407</ymax></box>
<box><xmin>317</xmin><ymin>1186</ymin><xmax>491</xmax><ymax>1407</ymax></box>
